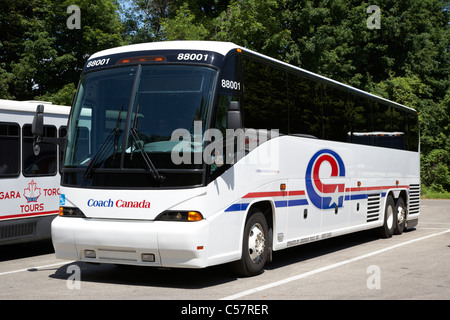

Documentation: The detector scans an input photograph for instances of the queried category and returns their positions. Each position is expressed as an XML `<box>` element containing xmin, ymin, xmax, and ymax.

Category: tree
<box><xmin>0</xmin><ymin>0</ymin><xmax>125</xmax><ymax>104</ymax></box>
<box><xmin>160</xmin><ymin>2</ymin><xmax>208</xmax><ymax>40</ymax></box>
<box><xmin>153</xmin><ymin>0</ymin><xmax>449</xmax><ymax>192</ymax></box>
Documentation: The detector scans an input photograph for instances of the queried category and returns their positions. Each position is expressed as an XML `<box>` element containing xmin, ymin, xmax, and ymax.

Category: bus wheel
<box><xmin>232</xmin><ymin>211</ymin><xmax>269</xmax><ymax>277</ymax></box>
<box><xmin>378</xmin><ymin>195</ymin><xmax>395</xmax><ymax>238</ymax></box>
<box><xmin>394</xmin><ymin>198</ymin><xmax>406</xmax><ymax>235</ymax></box>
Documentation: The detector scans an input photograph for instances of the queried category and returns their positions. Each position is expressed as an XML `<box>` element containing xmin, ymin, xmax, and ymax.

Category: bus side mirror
<box><xmin>227</xmin><ymin>101</ymin><xmax>242</xmax><ymax>130</ymax></box>
<box><xmin>32</xmin><ymin>105</ymin><xmax>44</xmax><ymax>155</ymax></box>
<box><xmin>32</xmin><ymin>104</ymin><xmax>45</xmax><ymax>138</ymax></box>
<box><xmin>31</xmin><ymin>104</ymin><xmax>64</xmax><ymax>156</ymax></box>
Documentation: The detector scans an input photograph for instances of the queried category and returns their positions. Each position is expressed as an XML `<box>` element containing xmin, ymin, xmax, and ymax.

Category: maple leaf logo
<box><xmin>24</xmin><ymin>180</ymin><xmax>41</xmax><ymax>203</ymax></box>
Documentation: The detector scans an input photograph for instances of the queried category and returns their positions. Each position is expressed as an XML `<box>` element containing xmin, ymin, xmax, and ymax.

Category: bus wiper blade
<box><xmin>83</xmin><ymin>127</ymin><xmax>121</xmax><ymax>179</ymax></box>
<box><xmin>84</xmin><ymin>105</ymin><xmax>124</xmax><ymax>179</ymax></box>
<box><xmin>129</xmin><ymin>127</ymin><xmax>165</xmax><ymax>183</ymax></box>
<box><xmin>130</xmin><ymin>102</ymin><xmax>164</xmax><ymax>183</ymax></box>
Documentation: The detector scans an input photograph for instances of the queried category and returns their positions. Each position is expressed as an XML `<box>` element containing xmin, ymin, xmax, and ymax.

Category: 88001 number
<box><xmin>177</xmin><ymin>53</ymin><xmax>209</xmax><ymax>62</ymax></box>
<box><xmin>221</xmin><ymin>79</ymin><xmax>241</xmax><ymax>90</ymax></box>
<box><xmin>86</xmin><ymin>58</ymin><xmax>111</xmax><ymax>68</ymax></box>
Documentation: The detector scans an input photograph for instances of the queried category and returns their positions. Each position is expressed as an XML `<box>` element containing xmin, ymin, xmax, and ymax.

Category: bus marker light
<box><xmin>85</xmin><ymin>250</ymin><xmax>96</xmax><ymax>259</ymax></box>
<box><xmin>116</xmin><ymin>56</ymin><xmax>167</xmax><ymax>64</ymax></box>
<box><xmin>142</xmin><ymin>253</ymin><xmax>155</xmax><ymax>262</ymax></box>
<box><xmin>197</xmin><ymin>246</ymin><xmax>204</xmax><ymax>250</ymax></box>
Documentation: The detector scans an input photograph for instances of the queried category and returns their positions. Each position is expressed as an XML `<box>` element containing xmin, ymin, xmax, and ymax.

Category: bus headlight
<box><xmin>155</xmin><ymin>210</ymin><xmax>203</xmax><ymax>222</ymax></box>
<box><xmin>59</xmin><ymin>206</ymin><xmax>86</xmax><ymax>218</ymax></box>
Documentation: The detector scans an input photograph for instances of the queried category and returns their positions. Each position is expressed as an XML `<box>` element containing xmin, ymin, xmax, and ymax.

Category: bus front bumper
<box><xmin>51</xmin><ymin>216</ymin><xmax>210</xmax><ymax>268</ymax></box>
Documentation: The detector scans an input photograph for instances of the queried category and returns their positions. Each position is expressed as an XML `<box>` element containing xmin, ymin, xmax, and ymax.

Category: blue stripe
<box><xmin>275</xmin><ymin>200</ymin><xmax>288</xmax><ymax>207</ymax></box>
<box><xmin>224</xmin><ymin>204</ymin><xmax>241</xmax><ymax>212</ymax></box>
<box><xmin>226</xmin><ymin>199</ymin><xmax>309</xmax><ymax>212</ymax></box>
<box><xmin>344</xmin><ymin>194</ymin><xmax>368</xmax><ymax>201</ymax></box>
<box><xmin>225</xmin><ymin>203</ymin><xmax>250</xmax><ymax>212</ymax></box>
<box><xmin>288</xmin><ymin>199</ymin><xmax>309</xmax><ymax>206</ymax></box>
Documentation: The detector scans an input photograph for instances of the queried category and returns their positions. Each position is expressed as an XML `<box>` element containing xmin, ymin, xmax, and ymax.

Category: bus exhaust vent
<box><xmin>0</xmin><ymin>222</ymin><xmax>36</xmax><ymax>240</ymax></box>
<box><xmin>367</xmin><ymin>194</ymin><xmax>381</xmax><ymax>222</ymax></box>
<box><xmin>409</xmin><ymin>184</ymin><xmax>420</xmax><ymax>215</ymax></box>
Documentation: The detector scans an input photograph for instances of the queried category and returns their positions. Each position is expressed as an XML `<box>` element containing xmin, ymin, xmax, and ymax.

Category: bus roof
<box><xmin>0</xmin><ymin>99</ymin><xmax>70</xmax><ymax>116</ymax></box>
<box><xmin>89</xmin><ymin>41</ymin><xmax>239</xmax><ymax>60</ymax></box>
<box><xmin>88</xmin><ymin>40</ymin><xmax>416</xmax><ymax>113</ymax></box>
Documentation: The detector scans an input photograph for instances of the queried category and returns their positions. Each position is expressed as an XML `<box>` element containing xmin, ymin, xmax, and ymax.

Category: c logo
<box><xmin>305</xmin><ymin>149</ymin><xmax>346</xmax><ymax>210</ymax></box>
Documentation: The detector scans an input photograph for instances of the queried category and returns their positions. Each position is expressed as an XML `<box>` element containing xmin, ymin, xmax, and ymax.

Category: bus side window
<box><xmin>288</xmin><ymin>73</ymin><xmax>322</xmax><ymax>139</ymax></box>
<box><xmin>348</xmin><ymin>95</ymin><xmax>374</xmax><ymax>145</ymax></box>
<box><xmin>22</xmin><ymin>124</ymin><xmax>57</xmax><ymax>176</ymax></box>
<box><xmin>59</xmin><ymin>126</ymin><xmax>67</xmax><ymax>173</ymax></box>
<box><xmin>406</xmin><ymin>112</ymin><xmax>419</xmax><ymax>152</ymax></box>
<box><xmin>242</xmin><ymin>57</ymin><xmax>288</xmax><ymax>134</ymax></box>
<box><xmin>322</xmin><ymin>84</ymin><xmax>350</xmax><ymax>142</ymax></box>
<box><xmin>0</xmin><ymin>122</ymin><xmax>20</xmax><ymax>177</ymax></box>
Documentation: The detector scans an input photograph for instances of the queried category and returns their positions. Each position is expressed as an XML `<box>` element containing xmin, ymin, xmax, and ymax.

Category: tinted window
<box><xmin>288</xmin><ymin>73</ymin><xmax>322</xmax><ymax>138</ymax></box>
<box><xmin>242</xmin><ymin>57</ymin><xmax>288</xmax><ymax>134</ymax></box>
<box><xmin>406</xmin><ymin>111</ymin><xmax>419</xmax><ymax>151</ymax></box>
<box><xmin>0</xmin><ymin>122</ymin><xmax>20</xmax><ymax>177</ymax></box>
<box><xmin>22</xmin><ymin>124</ymin><xmax>57</xmax><ymax>176</ymax></box>
<box><xmin>348</xmin><ymin>95</ymin><xmax>374</xmax><ymax>145</ymax></box>
<box><xmin>322</xmin><ymin>84</ymin><xmax>350</xmax><ymax>142</ymax></box>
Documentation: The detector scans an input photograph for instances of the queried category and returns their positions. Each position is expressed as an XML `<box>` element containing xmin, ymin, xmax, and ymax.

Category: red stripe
<box><xmin>288</xmin><ymin>190</ymin><xmax>306</xmax><ymax>196</ymax></box>
<box><xmin>243</xmin><ymin>191</ymin><xmax>286</xmax><ymax>198</ymax></box>
<box><xmin>345</xmin><ymin>185</ymin><xmax>410</xmax><ymax>193</ymax></box>
<box><xmin>243</xmin><ymin>190</ymin><xmax>305</xmax><ymax>198</ymax></box>
<box><xmin>0</xmin><ymin>210</ymin><xmax>59</xmax><ymax>220</ymax></box>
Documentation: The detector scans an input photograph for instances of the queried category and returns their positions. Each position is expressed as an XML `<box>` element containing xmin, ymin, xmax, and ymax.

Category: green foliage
<box><xmin>36</xmin><ymin>83</ymin><xmax>77</xmax><ymax>106</ymax></box>
<box><xmin>160</xmin><ymin>3</ymin><xmax>208</xmax><ymax>40</ymax></box>
<box><xmin>0</xmin><ymin>0</ymin><xmax>124</xmax><ymax>101</ymax></box>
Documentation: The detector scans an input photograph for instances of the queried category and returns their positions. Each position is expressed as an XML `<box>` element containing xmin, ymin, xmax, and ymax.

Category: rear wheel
<box><xmin>394</xmin><ymin>197</ymin><xmax>406</xmax><ymax>235</ymax></box>
<box><xmin>232</xmin><ymin>211</ymin><xmax>269</xmax><ymax>277</ymax></box>
<box><xmin>378</xmin><ymin>195</ymin><xmax>395</xmax><ymax>238</ymax></box>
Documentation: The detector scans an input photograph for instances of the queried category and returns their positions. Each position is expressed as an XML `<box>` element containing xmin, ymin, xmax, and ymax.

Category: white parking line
<box><xmin>220</xmin><ymin>228</ymin><xmax>450</xmax><ymax>300</ymax></box>
<box><xmin>0</xmin><ymin>261</ymin><xmax>73</xmax><ymax>277</ymax></box>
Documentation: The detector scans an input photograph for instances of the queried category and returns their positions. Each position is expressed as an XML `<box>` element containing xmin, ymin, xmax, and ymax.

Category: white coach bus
<box><xmin>0</xmin><ymin>100</ymin><xmax>69</xmax><ymax>245</ymax></box>
<box><xmin>34</xmin><ymin>41</ymin><xmax>420</xmax><ymax>276</ymax></box>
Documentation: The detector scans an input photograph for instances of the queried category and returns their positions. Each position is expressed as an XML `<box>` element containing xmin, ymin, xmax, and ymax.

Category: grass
<box><xmin>421</xmin><ymin>186</ymin><xmax>450</xmax><ymax>199</ymax></box>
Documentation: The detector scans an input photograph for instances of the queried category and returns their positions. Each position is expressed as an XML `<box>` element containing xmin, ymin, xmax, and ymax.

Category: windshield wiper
<box><xmin>129</xmin><ymin>103</ymin><xmax>165</xmax><ymax>183</ymax></box>
<box><xmin>83</xmin><ymin>105</ymin><xmax>123</xmax><ymax>179</ymax></box>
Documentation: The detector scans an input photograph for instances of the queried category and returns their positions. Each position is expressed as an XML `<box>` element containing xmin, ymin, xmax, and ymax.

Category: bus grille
<box><xmin>0</xmin><ymin>222</ymin><xmax>36</xmax><ymax>240</ymax></box>
<box><xmin>367</xmin><ymin>194</ymin><xmax>381</xmax><ymax>222</ymax></box>
<box><xmin>409</xmin><ymin>184</ymin><xmax>420</xmax><ymax>215</ymax></box>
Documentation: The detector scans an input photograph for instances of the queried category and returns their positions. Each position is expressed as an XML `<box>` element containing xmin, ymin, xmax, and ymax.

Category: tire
<box><xmin>232</xmin><ymin>211</ymin><xmax>269</xmax><ymax>277</ymax></box>
<box><xmin>394</xmin><ymin>197</ymin><xmax>406</xmax><ymax>235</ymax></box>
<box><xmin>378</xmin><ymin>195</ymin><xmax>395</xmax><ymax>238</ymax></box>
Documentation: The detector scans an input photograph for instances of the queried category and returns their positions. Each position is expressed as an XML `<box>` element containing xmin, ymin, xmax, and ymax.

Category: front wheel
<box><xmin>232</xmin><ymin>211</ymin><xmax>269</xmax><ymax>277</ymax></box>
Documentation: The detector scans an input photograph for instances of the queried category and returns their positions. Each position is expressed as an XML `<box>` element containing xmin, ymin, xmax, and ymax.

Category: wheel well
<box><xmin>398</xmin><ymin>190</ymin><xmax>407</xmax><ymax>203</ymax></box>
<box><xmin>246</xmin><ymin>201</ymin><xmax>273</xmax><ymax>231</ymax></box>
<box><xmin>390</xmin><ymin>190</ymin><xmax>408</xmax><ymax>205</ymax></box>
<box><xmin>387</xmin><ymin>190</ymin><xmax>408</xmax><ymax>217</ymax></box>
<box><xmin>246</xmin><ymin>201</ymin><xmax>274</xmax><ymax>261</ymax></box>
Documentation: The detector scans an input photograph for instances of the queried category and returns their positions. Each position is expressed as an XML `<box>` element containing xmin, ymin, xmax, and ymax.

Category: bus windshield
<box><xmin>63</xmin><ymin>64</ymin><xmax>217</xmax><ymax>188</ymax></box>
